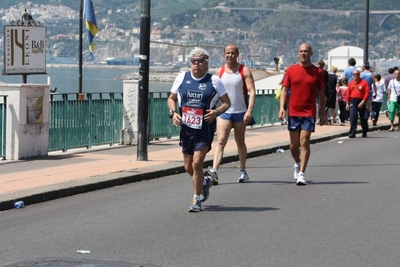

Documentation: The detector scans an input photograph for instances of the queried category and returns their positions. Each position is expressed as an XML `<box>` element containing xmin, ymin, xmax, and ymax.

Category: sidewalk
<box><xmin>0</xmin><ymin>116</ymin><xmax>394</xmax><ymax>211</ymax></box>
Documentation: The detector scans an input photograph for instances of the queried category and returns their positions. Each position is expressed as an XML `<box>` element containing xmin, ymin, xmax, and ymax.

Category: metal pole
<box><xmin>137</xmin><ymin>0</ymin><xmax>151</xmax><ymax>161</ymax></box>
<box><xmin>364</xmin><ymin>0</ymin><xmax>369</xmax><ymax>63</ymax></box>
<box><xmin>79</xmin><ymin>0</ymin><xmax>83</xmax><ymax>96</ymax></box>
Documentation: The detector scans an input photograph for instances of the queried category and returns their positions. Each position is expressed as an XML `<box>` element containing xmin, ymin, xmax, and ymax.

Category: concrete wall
<box><xmin>1</xmin><ymin>84</ymin><xmax>50</xmax><ymax>160</ymax></box>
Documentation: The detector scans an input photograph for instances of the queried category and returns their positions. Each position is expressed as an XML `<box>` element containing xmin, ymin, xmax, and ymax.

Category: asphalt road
<box><xmin>1</xmin><ymin>129</ymin><xmax>400</xmax><ymax>267</ymax></box>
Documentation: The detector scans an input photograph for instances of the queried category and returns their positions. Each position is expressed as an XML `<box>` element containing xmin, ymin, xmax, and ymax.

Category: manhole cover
<box><xmin>2</xmin><ymin>258</ymin><xmax>161</xmax><ymax>267</ymax></box>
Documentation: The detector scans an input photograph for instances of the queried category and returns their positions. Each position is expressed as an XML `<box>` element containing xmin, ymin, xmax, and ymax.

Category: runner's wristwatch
<box><xmin>168</xmin><ymin>109</ymin><xmax>176</xmax><ymax>119</ymax></box>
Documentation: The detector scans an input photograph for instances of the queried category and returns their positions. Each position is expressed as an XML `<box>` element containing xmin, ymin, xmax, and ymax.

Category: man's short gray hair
<box><xmin>189</xmin><ymin>47</ymin><xmax>209</xmax><ymax>61</ymax></box>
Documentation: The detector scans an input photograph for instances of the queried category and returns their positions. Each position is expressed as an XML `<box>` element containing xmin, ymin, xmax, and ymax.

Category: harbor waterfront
<box><xmin>0</xmin><ymin>65</ymin><xmax>175</xmax><ymax>93</ymax></box>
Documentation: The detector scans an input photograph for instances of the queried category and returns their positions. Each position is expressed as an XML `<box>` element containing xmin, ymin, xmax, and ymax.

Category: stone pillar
<box><xmin>121</xmin><ymin>80</ymin><xmax>139</xmax><ymax>145</ymax></box>
<box><xmin>1</xmin><ymin>84</ymin><xmax>50</xmax><ymax>160</ymax></box>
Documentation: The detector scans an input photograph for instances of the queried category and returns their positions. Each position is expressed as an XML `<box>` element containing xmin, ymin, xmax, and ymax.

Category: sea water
<box><xmin>0</xmin><ymin>67</ymin><xmax>172</xmax><ymax>94</ymax></box>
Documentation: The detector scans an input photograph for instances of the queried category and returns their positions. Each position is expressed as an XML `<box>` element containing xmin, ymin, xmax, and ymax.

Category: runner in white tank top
<box><xmin>220</xmin><ymin>71</ymin><xmax>247</xmax><ymax>114</ymax></box>
<box><xmin>206</xmin><ymin>44</ymin><xmax>256</xmax><ymax>184</ymax></box>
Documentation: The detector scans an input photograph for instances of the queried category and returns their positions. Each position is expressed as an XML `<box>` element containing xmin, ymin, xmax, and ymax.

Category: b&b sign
<box><xmin>3</xmin><ymin>25</ymin><xmax>46</xmax><ymax>75</ymax></box>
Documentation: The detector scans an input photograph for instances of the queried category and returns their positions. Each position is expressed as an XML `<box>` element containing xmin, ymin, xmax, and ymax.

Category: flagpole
<box><xmin>78</xmin><ymin>0</ymin><xmax>83</xmax><ymax>99</ymax></box>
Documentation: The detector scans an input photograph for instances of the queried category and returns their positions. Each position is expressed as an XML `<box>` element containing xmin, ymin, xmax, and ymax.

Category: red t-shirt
<box><xmin>345</xmin><ymin>79</ymin><xmax>370</xmax><ymax>102</ymax></box>
<box><xmin>283</xmin><ymin>64</ymin><xmax>324</xmax><ymax>117</ymax></box>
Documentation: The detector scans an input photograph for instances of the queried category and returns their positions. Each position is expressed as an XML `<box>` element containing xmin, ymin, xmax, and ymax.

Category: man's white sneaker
<box><xmin>293</xmin><ymin>163</ymin><xmax>300</xmax><ymax>180</ymax></box>
<box><xmin>296</xmin><ymin>172</ymin><xmax>307</xmax><ymax>186</ymax></box>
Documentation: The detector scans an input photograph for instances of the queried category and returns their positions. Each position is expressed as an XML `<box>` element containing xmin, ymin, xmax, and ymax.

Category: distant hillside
<box><xmin>0</xmin><ymin>0</ymin><xmax>395</xmax><ymax>14</ymax></box>
<box><xmin>1</xmin><ymin>0</ymin><xmax>399</xmax><ymax>65</ymax></box>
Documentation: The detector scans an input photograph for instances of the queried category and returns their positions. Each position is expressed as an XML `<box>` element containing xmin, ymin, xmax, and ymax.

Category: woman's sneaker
<box><xmin>206</xmin><ymin>166</ymin><xmax>219</xmax><ymax>185</ymax></box>
<box><xmin>238</xmin><ymin>170</ymin><xmax>249</xmax><ymax>183</ymax></box>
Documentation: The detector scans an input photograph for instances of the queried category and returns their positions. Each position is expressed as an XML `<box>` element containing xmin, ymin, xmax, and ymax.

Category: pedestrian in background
<box><xmin>387</xmin><ymin>69</ymin><xmax>400</xmax><ymax>132</ymax></box>
<box><xmin>167</xmin><ymin>47</ymin><xmax>231</xmax><ymax>212</ymax></box>
<box><xmin>370</xmin><ymin>74</ymin><xmax>384</xmax><ymax>126</ymax></box>
<box><xmin>337</xmin><ymin>77</ymin><xmax>349</xmax><ymax>125</ymax></box>
<box><xmin>345</xmin><ymin>69</ymin><xmax>370</xmax><ymax>138</ymax></box>
<box><xmin>384</xmin><ymin>68</ymin><xmax>394</xmax><ymax>118</ymax></box>
<box><xmin>384</xmin><ymin>68</ymin><xmax>395</xmax><ymax>89</ymax></box>
<box><xmin>279</xmin><ymin>43</ymin><xmax>326</xmax><ymax>186</ymax></box>
<box><xmin>361</xmin><ymin>62</ymin><xmax>377</xmax><ymax>121</ymax></box>
<box><xmin>317</xmin><ymin>60</ymin><xmax>328</xmax><ymax>123</ymax></box>
<box><xmin>326</xmin><ymin>66</ymin><xmax>339</xmax><ymax>123</ymax></box>
<box><xmin>207</xmin><ymin>44</ymin><xmax>256</xmax><ymax>184</ymax></box>
<box><xmin>341</xmin><ymin>58</ymin><xmax>357</xmax><ymax>83</ymax></box>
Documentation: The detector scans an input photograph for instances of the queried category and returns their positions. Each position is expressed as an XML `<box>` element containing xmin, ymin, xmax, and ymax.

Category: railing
<box><xmin>149</xmin><ymin>92</ymin><xmax>180</xmax><ymax>140</ymax></box>
<box><xmin>49</xmin><ymin>93</ymin><xmax>123</xmax><ymax>152</ymax></box>
<box><xmin>7</xmin><ymin>90</ymin><xmax>390</xmax><ymax>156</ymax></box>
<box><xmin>148</xmin><ymin>91</ymin><xmax>281</xmax><ymax>140</ymax></box>
<box><xmin>48</xmin><ymin>91</ymin><xmax>280</xmax><ymax>152</ymax></box>
<box><xmin>252</xmin><ymin>91</ymin><xmax>280</xmax><ymax>125</ymax></box>
<box><xmin>0</xmin><ymin>95</ymin><xmax>7</xmax><ymax>159</ymax></box>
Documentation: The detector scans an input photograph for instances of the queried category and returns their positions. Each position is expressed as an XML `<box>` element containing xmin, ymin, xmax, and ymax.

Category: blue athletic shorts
<box><xmin>288</xmin><ymin>117</ymin><xmax>316</xmax><ymax>132</ymax></box>
<box><xmin>220</xmin><ymin>112</ymin><xmax>256</xmax><ymax>125</ymax></box>
<box><xmin>179</xmin><ymin>129</ymin><xmax>212</xmax><ymax>155</ymax></box>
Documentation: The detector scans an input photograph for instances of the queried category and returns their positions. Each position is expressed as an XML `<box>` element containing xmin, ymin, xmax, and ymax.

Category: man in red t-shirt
<box><xmin>278</xmin><ymin>43</ymin><xmax>326</xmax><ymax>186</ymax></box>
<box><xmin>345</xmin><ymin>69</ymin><xmax>370</xmax><ymax>138</ymax></box>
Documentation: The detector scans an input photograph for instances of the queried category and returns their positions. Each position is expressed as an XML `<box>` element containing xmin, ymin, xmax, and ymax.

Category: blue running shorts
<box><xmin>179</xmin><ymin>129</ymin><xmax>212</xmax><ymax>155</ymax></box>
<box><xmin>220</xmin><ymin>112</ymin><xmax>256</xmax><ymax>125</ymax></box>
<box><xmin>287</xmin><ymin>116</ymin><xmax>316</xmax><ymax>133</ymax></box>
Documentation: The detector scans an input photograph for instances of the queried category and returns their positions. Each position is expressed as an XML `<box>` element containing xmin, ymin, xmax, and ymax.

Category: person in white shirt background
<box><xmin>387</xmin><ymin>70</ymin><xmax>400</xmax><ymax>131</ymax></box>
<box><xmin>370</xmin><ymin>74</ymin><xmax>385</xmax><ymax>126</ymax></box>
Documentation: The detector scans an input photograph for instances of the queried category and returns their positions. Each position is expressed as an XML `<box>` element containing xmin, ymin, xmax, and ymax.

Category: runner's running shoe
<box><xmin>296</xmin><ymin>172</ymin><xmax>307</xmax><ymax>186</ymax></box>
<box><xmin>200</xmin><ymin>176</ymin><xmax>212</xmax><ymax>203</ymax></box>
<box><xmin>188</xmin><ymin>199</ymin><xmax>201</xmax><ymax>212</ymax></box>
<box><xmin>238</xmin><ymin>170</ymin><xmax>249</xmax><ymax>183</ymax></box>
<box><xmin>206</xmin><ymin>166</ymin><xmax>219</xmax><ymax>185</ymax></box>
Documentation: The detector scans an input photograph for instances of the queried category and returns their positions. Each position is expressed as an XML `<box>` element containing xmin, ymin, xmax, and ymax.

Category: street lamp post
<box><xmin>137</xmin><ymin>0</ymin><xmax>151</xmax><ymax>161</ymax></box>
<box><xmin>364</xmin><ymin>0</ymin><xmax>370</xmax><ymax>63</ymax></box>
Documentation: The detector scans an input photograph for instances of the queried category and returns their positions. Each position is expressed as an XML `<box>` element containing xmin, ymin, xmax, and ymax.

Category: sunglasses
<box><xmin>191</xmin><ymin>58</ymin><xmax>206</xmax><ymax>64</ymax></box>
<box><xmin>352</xmin><ymin>73</ymin><xmax>360</xmax><ymax>76</ymax></box>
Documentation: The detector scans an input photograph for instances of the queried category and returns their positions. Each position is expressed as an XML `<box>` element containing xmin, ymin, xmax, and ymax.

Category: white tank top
<box><xmin>220</xmin><ymin>71</ymin><xmax>247</xmax><ymax>113</ymax></box>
